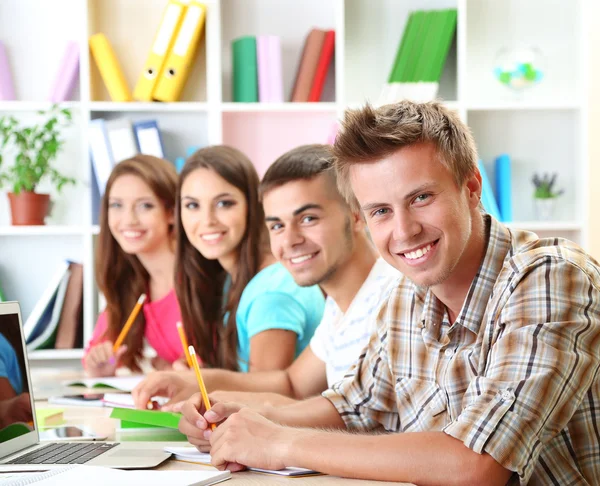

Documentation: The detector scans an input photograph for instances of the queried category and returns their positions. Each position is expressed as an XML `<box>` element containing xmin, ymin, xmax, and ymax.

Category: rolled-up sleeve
<box><xmin>444</xmin><ymin>257</ymin><xmax>600</xmax><ymax>484</ymax></box>
<box><xmin>323</xmin><ymin>299</ymin><xmax>399</xmax><ymax>432</ymax></box>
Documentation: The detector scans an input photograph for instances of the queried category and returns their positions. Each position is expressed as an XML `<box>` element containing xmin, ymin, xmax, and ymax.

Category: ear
<box><xmin>350</xmin><ymin>209</ymin><xmax>366</xmax><ymax>232</ymax></box>
<box><xmin>167</xmin><ymin>207</ymin><xmax>176</xmax><ymax>226</ymax></box>
<box><xmin>465</xmin><ymin>169</ymin><xmax>483</xmax><ymax>209</ymax></box>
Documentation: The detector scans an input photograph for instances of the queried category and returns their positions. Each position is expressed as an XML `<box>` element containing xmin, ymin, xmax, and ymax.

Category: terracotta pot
<box><xmin>7</xmin><ymin>191</ymin><xmax>50</xmax><ymax>226</ymax></box>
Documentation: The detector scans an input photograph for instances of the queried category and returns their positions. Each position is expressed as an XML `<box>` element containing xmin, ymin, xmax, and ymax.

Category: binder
<box><xmin>105</xmin><ymin>119</ymin><xmax>139</xmax><ymax>163</ymax></box>
<box><xmin>291</xmin><ymin>29</ymin><xmax>326</xmax><ymax>102</ymax></box>
<box><xmin>232</xmin><ymin>36</ymin><xmax>258</xmax><ymax>102</ymax></box>
<box><xmin>495</xmin><ymin>154</ymin><xmax>513</xmax><ymax>222</ymax></box>
<box><xmin>133</xmin><ymin>120</ymin><xmax>165</xmax><ymax>158</ymax></box>
<box><xmin>256</xmin><ymin>36</ymin><xmax>271</xmax><ymax>102</ymax></box>
<box><xmin>54</xmin><ymin>261</ymin><xmax>84</xmax><ymax>349</ymax></box>
<box><xmin>89</xmin><ymin>33</ymin><xmax>132</xmax><ymax>102</ymax></box>
<box><xmin>153</xmin><ymin>1</ymin><xmax>206</xmax><ymax>102</ymax></box>
<box><xmin>0</xmin><ymin>41</ymin><xmax>16</xmax><ymax>100</ymax></box>
<box><xmin>133</xmin><ymin>0</ymin><xmax>186</xmax><ymax>101</ymax></box>
<box><xmin>308</xmin><ymin>30</ymin><xmax>335</xmax><ymax>102</ymax></box>
<box><xmin>477</xmin><ymin>160</ymin><xmax>502</xmax><ymax>221</ymax></box>
<box><xmin>49</xmin><ymin>41</ymin><xmax>80</xmax><ymax>102</ymax></box>
<box><xmin>267</xmin><ymin>36</ymin><xmax>284</xmax><ymax>102</ymax></box>
<box><xmin>88</xmin><ymin>118</ymin><xmax>115</xmax><ymax>195</ymax></box>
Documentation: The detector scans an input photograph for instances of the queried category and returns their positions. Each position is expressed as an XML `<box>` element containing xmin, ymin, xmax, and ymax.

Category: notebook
<box><xmin>164</xmin><ymin>446</ymin><xmax>321</xmax><ymax>477</ymax></box>
<box><xmin>0</xmin><ymin>464</ymin><xmax>231</xmax><ymax>485</ymax></box>
<box><xmin>0</xmin><ymin>301</ymin><xmax>171</xmax><ymax>472</ymax></box>
<box><xmin>62</xmin><ymin>375</ymin><xmax>145</xmax><ymax>392</ymax></box>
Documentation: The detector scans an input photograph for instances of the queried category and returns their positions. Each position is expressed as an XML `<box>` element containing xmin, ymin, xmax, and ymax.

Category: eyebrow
<box><xmin>264</xmin><ymin>203</ymin><xmax>324</xmax><ymax>222</ymax></box>
<box><xmin>360</xmin><ymin>183</ymin><xmax>438</xmax><ymax>212</ymax></box>
<box><xmin>180</xmin><ymin>192</ymin><xmax>234</xmax><ymax>201</ymax></box>
<box><xmin>108</xmin><ymin>197</ymin><xmax>155</xmax><ymax>202</ymax></box>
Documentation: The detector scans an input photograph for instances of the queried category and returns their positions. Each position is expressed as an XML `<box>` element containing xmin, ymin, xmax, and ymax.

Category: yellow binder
<box><xmin>153</xmin><ymin>1</ymin><xmax>206</xmax><ymax>102</ymax></box>
<box><xmin>133</xmin><ymin>0</ymin><xmax>187</xmax><ymax>101</ymax></box>
<box><xmin>89</xmin><ymin>33</ymin><xmax>132</xmax><ymax>102</ymax></box>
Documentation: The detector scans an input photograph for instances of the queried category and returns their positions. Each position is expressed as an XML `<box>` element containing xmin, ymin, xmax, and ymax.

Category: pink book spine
<box><xmin>257</xmin><ymin>36</ymin><xmax>270</xmax><ymax>102</ymax></box>
<box><xmin>49</xmin><ymin>41</ymin><xmax>80</xmax><ymax>102</ymax></box>
<box><xmin>268</xmin><ymin>36</ymin><xmax>283</xmax><ymax>103</ymax></box>
<box><xmin>0</xmin><ymin>41</ymin><xmax>16</xmax><ymax>101</ymax></box>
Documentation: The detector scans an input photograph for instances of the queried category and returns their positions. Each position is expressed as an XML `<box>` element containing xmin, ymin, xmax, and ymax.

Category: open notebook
<box><xmin>62</xmin><ymin>375</ymin><xmax>145</xmax><ymax>392</ymax></box>
<box><xmin>164</xmin><ymin>446</ymin><xmax>321</xmax><ymax>477</ymax></box>
<box><xmin>2</xmin><ymin>464</ymin><xmax>231</xmax><ymax>485</ymax></box>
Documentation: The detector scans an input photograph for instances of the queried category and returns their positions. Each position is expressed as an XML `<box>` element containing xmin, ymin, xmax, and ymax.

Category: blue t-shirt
<box><xmin>0</xmin><ymin>333</ymin><xmax>22</xmax><ymax>394</ymax></box>
<box><xmin>233</xmin><ymin>263</ymin><xmax>324</xmax><ymax>372</ymax></box>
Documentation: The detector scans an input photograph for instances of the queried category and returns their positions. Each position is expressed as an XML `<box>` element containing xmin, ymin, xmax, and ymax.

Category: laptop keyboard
<box><xmin>7</xmin><ymin>442</ymin><xmax>119</xmax><ymax>465</ymax></box>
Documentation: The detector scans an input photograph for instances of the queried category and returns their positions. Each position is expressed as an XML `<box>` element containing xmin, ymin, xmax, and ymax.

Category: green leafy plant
<box><xmin>0</xmin><ymin>104</ymin><xmax>76</xmax><ymax>194</ymax></box>
<box><xmin>532</xmin><ymin>172</ymin><xmax>564</xmax><ymax>199</ymax></box>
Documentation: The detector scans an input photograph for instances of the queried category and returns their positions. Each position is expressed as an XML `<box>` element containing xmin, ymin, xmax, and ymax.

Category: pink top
<box><xmin>83</xmin><ymin>289</ymin><xmax>184</xmax><ymax>365</ymax></box>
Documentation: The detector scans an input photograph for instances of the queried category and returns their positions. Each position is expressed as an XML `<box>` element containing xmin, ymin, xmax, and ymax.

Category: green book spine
<box><xmin>394</xmin><ymin>11</ymin><xmax>425</xmax><ymax>83</ymax></box>
<box><xmin>405</xmin><ymin>10</ymin><xmax>434</xmax><ymax>83</ymax></box>
<box><xmin>430</xmin><ymin>9</ymin><xmax>458</xmax><ymax>82</ymax></box>
<box><xmin>388</xmin><ymin>12</ymin><xmax>416</xmax><ymax>83</ymax></box>
<box><xmin>419</xmin><ymin>11</ymin><xmax>445</xmax><ymax>82</ymax></box>
<box><xmin>109</xmin><ymin>407</ymin><xmax>182</xmax><ymax>429</ymax></box>
<box><xmin>232</xmin><ymin>36</ymin><xmax>258</xmax><ymax>102</ymax></box>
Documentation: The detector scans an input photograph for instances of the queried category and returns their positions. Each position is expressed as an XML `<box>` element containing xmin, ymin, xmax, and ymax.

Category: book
<box><xmin>267</xmin><ymin>36</ymin><xmax>284</xmax><ymax>102</ymax></box>
<box><xmin>477</xmin><ymin>160</ymin><xmax>502</xmax><ymax>221</ymax></box>
<box><xmin>88</xmin><ymin>118</ymin><xmax>116</xmax><ymax>195</ymax></box>
<box><xmin>54</xmin><ymin>261</ymin><xmax>84</xmax><ymax>349</ymax></box>
<box><xmin>164</xmin><ymin>446</ymin><xmax>321</xmax><ymax>477</ymax></box>
<box><xmin>35</xmin><ymin>408</ymin><xmax>64</xmax><ymax>427</ymax></box>
<box><xmin>105</xmin><ymin>118</ymin><xmax>139</xmax><ymax>163</ymax></box>
<box><xmin>63</xmin><ymin>375</ymin><xmax>145</xmax><ymax>392</ymax></box>
<box><xmin>132</xmin><ymin>119</ymin><xmax>165</xmax><ymax>158</ymax></box>
<box><xmin>256</xmin><ymin>35</ymin><xmax>271</xmax><ymax>102</ymax></box>
<box><xmin>308</xmin><ymin>30</ymin><xmax>335</xmax><ymax>102</ymax></box>
<box><xmin>109</xmin><ymin>407</ymin><xmax>182</xmax><ymax>429</ymax></box>
<box><xmin>0</xmin><ymin>40</ymin><xmax>16</xmax><ymax>100</ymax></box>
<box><xmin>495</xmin><ymin>154</ymin><xmax>513</xmax><ymax>222</ymax></box>
<box><xmin>153</xmin><ymin>1</ymin><xmax>206</xmax><ymax>102</ymax></box>
<box><xmin>232</xmin><ymin>36</ymin><xmax>258</xmax><ymax>102</ymax></box>
<box><xmin>1</xmin><ymin>464</ymin><xmax>231</xmax><ymax>486</ymax></box>
<box><xmin>89</xmin><ymin>33</ymin><xmax>132</xmax><ymax>102</ymax></box>
<box><xmin>291</xmin><ymin>28</ymin><xmax>326</xmax><ymax>102</ymax></box>
<box><xmin>27</xmin><ymin>268</ymin><xmax>71</xmax><ymax>351</ymax></box>
<box><xmin>23</xmin><ymin>262</ymin><xmax>70</xmax><ymax>343</ymax></box>
<box><xmin>48</xmin><ymin>41</ymin><xmax>79</xmax><ymax>103</ymax></box>
<box><xmin>133</xmin><ymin>0</ymin><xmax>186</xmax><ymax>101</ymax></box>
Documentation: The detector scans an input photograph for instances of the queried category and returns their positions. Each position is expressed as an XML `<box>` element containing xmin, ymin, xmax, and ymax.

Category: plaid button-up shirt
<box><xmin>324</xmin><ymin>216</ymin><xmax>600</xmax><ymax>485</ymax></box>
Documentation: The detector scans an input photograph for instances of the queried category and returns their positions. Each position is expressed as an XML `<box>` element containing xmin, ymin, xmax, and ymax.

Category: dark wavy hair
<box><xmin>175</xmin><ymin>145</ymin><xmax>268</xmax><ymax>371</ymax></box>
<box><xmin>95</xmin><ymin>155</ymin><xmax>177</xmax><ymax>371</ymax></box>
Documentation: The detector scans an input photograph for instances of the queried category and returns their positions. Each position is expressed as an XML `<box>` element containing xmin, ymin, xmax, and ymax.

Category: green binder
<box><xmin>232</xmin><ymin>36</ymin><xmax>258</xmax><ymax>102</ymax></box>
<box><xmin>429</xmin><ymin>9</ymin><xmax>458</xmax><ymax>82</ymax></box>
<box><xmin>109</xmin><ymin>407</ymin><xmax>182</xmax><ymax>429</ymax></box>
<box><xmin>392</xmin><ymin>10</ymin><xmax>425</xmax><ymax>83</ymax></box>
<box><xmin>388</xmin><ymin>12</ymin><xmax>416</xmax><ymax>83</ymax></box>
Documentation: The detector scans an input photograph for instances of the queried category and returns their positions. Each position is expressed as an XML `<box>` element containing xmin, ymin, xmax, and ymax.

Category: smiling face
<box><xmin>350</xmin><ymin>142</ymin><xmax>482</xmax><ymax>289</ymax></box>
<box><xmin>107</xmin><ymin>173</ymin><xmax>173</xmax><ymax>256</ymax></box>
<box><xmin>263</xmin><ymin>174</ymin><xmax>356</xmax><ymax>287</ymax></box>
<box><xmin>180</xmin><ymin>167</ymin><xmax>248</xmax><ymax>264</ymax></box>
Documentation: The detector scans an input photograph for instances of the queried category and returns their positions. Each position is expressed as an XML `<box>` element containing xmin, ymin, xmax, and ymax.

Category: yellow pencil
<box><xmin>176</xmin><ymin>321</ymin><xmax>193</xmax><ymax>368</ymax></box>
<box><xmin>112</xmin><ymin>293</ymin><xmax>147</xmax><ymax>353</ymax></box>
<box><xmin>189</xmin><ymin>345</ymin><xmax>216</xmax><ymax>431</ymax></box>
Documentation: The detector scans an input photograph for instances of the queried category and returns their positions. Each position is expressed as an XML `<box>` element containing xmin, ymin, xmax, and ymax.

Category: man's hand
<box><xmin>84</xmin><ymin>342</ymin><xmax>127</xmax><ymax>377</ymax></box>
<box><xmin>131</xmin><ymin>370</ymin><xmax>196</xmax><ymax>409</ymax></box>
<box><xmin>208</xmin><ymin>408</ymin><xmax>294</xmax><ymax>472</ymax></box>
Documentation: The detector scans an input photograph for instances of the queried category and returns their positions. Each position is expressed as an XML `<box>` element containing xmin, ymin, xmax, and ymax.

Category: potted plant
<box><xmin>0</xmin><ymin>105</ymin><xmax>76</xmax><ymax>225</ymax></box>
<box><xmin>531</xmin><ymin>172</ymin><xmax>564</xmax><ymax>221</ymax></box>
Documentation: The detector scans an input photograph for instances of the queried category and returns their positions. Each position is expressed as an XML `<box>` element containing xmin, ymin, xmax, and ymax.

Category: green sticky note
<box><xmin>109</xmin><ymin>407</ymin><xmax>182</xmax><ymax>429</ymax></box>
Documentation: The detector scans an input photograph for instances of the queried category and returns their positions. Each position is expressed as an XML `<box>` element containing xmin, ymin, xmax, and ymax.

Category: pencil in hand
<box><xmin>189</xmin><ymin>345</ymin><xmax>216</xmax><ymax>431</ymax></box>
<box><xmin>113</xmin><ymin>293</ymin><xmax>147</xmax><ymax>353</ymax></box>
<box><xmin>176</xmin><ymin>321</ymin><xmax>193</xmax><ymax>368</ymax></box>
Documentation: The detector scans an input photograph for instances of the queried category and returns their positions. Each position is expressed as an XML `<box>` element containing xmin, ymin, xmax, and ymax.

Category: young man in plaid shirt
<box><xmin>180</xmin><ymin>100</ymin><xmax>600</xmax><ymax>486</ymax></box>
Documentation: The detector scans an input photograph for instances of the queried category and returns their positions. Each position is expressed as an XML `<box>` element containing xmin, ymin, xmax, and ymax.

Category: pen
<box><xmin>189</xmin><ymin>345</ymin><xmax>216</xmax><ymax>431</ymax></box>
<box><xmin>113</xmin><ymin>293</ymin><xmax>147</xmax><ymax>353</ymax></box>
<box><xmin>176</xmin><ymin>321</ymin><xmax>193</xmax><ymax>368</ymax></box>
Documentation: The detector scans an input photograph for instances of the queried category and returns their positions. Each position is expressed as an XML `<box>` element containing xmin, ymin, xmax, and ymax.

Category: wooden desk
<box><xmin>31</xmin><ymin>371</ymin><xmax>413</xmax><ymax>485</ymax></box>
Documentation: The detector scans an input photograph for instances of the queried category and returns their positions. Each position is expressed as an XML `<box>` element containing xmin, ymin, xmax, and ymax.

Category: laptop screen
<box><xmin>0</xmin><ymin>307</ymin><xmax>35</xmax><ymax>445</ymax></box>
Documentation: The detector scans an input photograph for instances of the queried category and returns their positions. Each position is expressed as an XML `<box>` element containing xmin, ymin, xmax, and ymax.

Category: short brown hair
<box><xmin>258</xmin><ymin>144</ymin><xmax>336</xmax><ymax>200</ymax></box>
<box><xmin>332</xmin><ymin>100</ymin><xmax>478</xmax><ymax>209</ymax></box>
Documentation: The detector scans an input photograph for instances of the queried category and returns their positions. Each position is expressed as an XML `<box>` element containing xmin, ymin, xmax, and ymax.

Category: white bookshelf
<box><xmin>0</xmin><ymin>0</ymin><xmax>588</xmax><ymax>365</ymax></box>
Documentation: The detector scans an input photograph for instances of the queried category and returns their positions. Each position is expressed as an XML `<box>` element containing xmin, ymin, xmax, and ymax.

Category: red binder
<box><xmin>308</xmin><ymin>30</ymin><xmax>335</xmax><ymax>102</ymax></box>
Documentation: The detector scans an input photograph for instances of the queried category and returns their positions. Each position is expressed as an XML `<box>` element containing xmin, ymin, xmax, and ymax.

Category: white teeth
<box><xmin>404</xmin><ymin>244</ymin><xmax>432</xmax><ymax>260</ymax></box>
<box><xmin>202</xmin><ymin>233</ymin><xmax>222</xmax><ymax>241</ymax></box>
<box><xmin>123</xmin><ymin>230</ymin><xmax>143</xmax><ymax>238</ymax></box>
<box><xmin>291</xmin><ymin>254</ymin><xmax>314</xmax><ymax>264</ymax></box>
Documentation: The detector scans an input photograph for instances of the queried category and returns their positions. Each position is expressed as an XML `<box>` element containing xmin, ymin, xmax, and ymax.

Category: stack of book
<box><xmin>379</xmin><ymin>9</ymin><xmax>457</xmax><ymax>104</ymax></box>
<box><xmin>232</xmin><ymin>28</ymin><xmax>335</xmax><ymax>103</ymax></box>
<box><xmin>89</xmin><ymin>0</ymin><xmax>206</xmax><ymax>103</ymax></box>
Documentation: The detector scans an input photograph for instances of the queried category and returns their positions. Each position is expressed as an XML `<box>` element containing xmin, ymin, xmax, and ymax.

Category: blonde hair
<box><xmin>332</xmin><ymin>100</ymin><xmax>478</xmax><ymax>210</ymax></box>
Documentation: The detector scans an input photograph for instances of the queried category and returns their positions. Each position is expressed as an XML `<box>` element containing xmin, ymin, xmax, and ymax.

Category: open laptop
<box><xmin>0</xmin><ymin>301</ymin><xmax>171</xmax><ymax>472</ymax></box>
